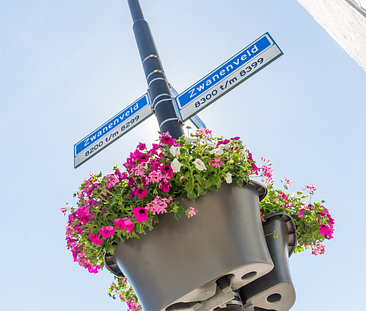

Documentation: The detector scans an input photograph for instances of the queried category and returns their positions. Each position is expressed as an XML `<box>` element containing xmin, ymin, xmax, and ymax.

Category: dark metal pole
<box><xmin>127</xmin><ymin>0</ymin><xmax>184</xmax><ymax>139</ymax></box>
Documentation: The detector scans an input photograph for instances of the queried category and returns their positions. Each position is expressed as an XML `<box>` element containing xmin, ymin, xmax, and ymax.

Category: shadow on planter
<box><xmin>105</xmin><ymin>180</ymin><xmax>274</xmax><ymax>311</ymax></box>
<box><xmin>239</xmin><ymin>212</ymin><xmax>297</xmax><ymax>311</ymax></box>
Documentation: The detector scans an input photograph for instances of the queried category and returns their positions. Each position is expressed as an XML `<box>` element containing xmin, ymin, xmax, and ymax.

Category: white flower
<box><xmin>239</xmin><ymin>146</ymin><xmax>248</xmax><ymax>160</ymax></box>
<box><xmin>301</xmin><ymin>199</ymin><xmax>307</xmax><ymax>206</ymax></box>
<box><xmin>290</xmin><ymin>192</ymin><xmax>296</xmax><ymax>199</ymax></box>
<box><xmin>209</xmin><ymin>148</ymin><xmax>223</xmax><ymax>156</ymax></box>
<box><xmin>239</xmin><ymin>144</ymin><xmax>247</xmax><ymax>154</ymax></box>
<box><xmin>193</xmin><ymin>158</ymin><xmax>207</xmax><ymax>171</ymax></box>
<box><xmin>185</xmin><ymin>136</ymin><xmax>197</xmax><ymax>144</ymax></box>
<box><xmin>225</xmin><ymin>172</ymin><xmax>232</xmax><ymax>184</ymax></box>
<box><xmin>201</xmin><ymin>138</ymin><xmax>215</xmax><ymax>147</ymax></box>
<box><xmin>219</xmin><ymin>143</ymin><xmax>231</xmax><ymax>150</ymax></box>
<box><xmin>170</xmin><ymin>145</ymin><xmax>181</xmax><ymax>157</ymax></box>
<box><xmin>171</xmin><ymin>158</ymin><xmax>183</xmax><ymax>173</ymax></box>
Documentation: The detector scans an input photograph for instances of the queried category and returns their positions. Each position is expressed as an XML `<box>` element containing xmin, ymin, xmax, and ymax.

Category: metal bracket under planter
<box><xmin>239</xmin><ymin>212</ymin><xmax>297</xmax><ymax>311</ymax></box>
<box><xmin>107</xmin><ymin>180</ymin><xmax>274</xmax><ymax>311</ymax></box>
<box><xmin>166</xmin><ymin>276</ymin><xmax>244</xmax><ymax>311</ymax></box>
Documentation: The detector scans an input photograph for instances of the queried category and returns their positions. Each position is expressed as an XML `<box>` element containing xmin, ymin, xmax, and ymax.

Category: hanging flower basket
<box><xmin>111</xmin><ymin>180</ymin><xmax>273</xmax><ymax>311</ymax></box>
<box><xmin>62</xmin><ymin>129</ymin><xmax>335</xmax><ymax>311</ymax></box>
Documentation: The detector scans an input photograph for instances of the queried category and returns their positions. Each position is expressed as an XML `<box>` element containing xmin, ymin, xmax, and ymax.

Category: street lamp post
<box><xmin>127</xmin><ymin>0</ymin><xmax>184</xmax><ymax>139</ymax></box>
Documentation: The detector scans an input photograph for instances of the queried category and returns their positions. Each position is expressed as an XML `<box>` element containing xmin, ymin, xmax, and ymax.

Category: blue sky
<box><xmin>1</xmin><ymin>0</ymin><xmax>365</xmax><ymax>310</ymax></box>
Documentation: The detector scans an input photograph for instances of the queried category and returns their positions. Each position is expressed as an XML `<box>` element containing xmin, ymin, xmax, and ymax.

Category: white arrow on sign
<box><xmin>175</xmin><ymin>32</ymin><xmax>283</xmax><ymax>121</ymax></box>
<box><xmin>74</xmin><ymin>93</ymin><xmax>152</xmax><ymax>168</ymax></box>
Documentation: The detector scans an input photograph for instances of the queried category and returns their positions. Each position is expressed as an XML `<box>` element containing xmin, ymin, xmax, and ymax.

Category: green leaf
<box><xmin>185</xmin><ymin>180</ymin><xmax>194</xmax><ymax>192</ymax></box>
<box><xmin>194</xmin><ymin>174</ymin><xmax>203</xmax><ymax>185</ymax></box>
<box><xmin>106</xmin><ymin>244</ymin><xmax>116</xmax><ymax>255</ymax></box>
<box><xmin>212</xmin><ymin>176</ymin><xmax>220</xmax><ymax>186</ymax></box>
<box><xmin>204</xmin><ymin>179</ymin><xmax>212</xmax><ymax>189</ymax></box>
<box><xmin>209</xmin><ymin>185</ymin><xmax>218</xmax><ymax>191</ymax></box>
<box><xmin>187</xmin><ymin>191</ymin><xmax>197</xmax><ymax>200</ymax></box>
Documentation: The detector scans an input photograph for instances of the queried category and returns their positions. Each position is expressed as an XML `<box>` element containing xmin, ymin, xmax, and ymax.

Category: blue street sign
<box><xmin>170</xmin><ymin>84</ymin><xmax>207</xmax><ymax>129</ymax></box>
<box><xmin>74</xmin><ymin>93</ymin><xmax>152</xmax><ymax>168</ymax></box>
<box><xmin>176</xmin><ymin>33</ymin><xmax>283</xmax><ymax>121</ymax></box>
<box><xmin>190</xmin><ymin>114</ymin><xmax>207</xmax><ymax>129</ymax></box>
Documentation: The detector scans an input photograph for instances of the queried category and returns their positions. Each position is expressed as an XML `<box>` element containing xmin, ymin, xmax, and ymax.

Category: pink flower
<box><xmin>88</xmin><ymin>264</ymin><xmax>101</xmax><ymax>274</ymax></box>
<box><xmin>133</xmin><ymin>187</ymin><xmax>148</xmax><ymax>199</ymax></box>
<box><xmin>159</xmin><ymin>179</ymin><xmax>171</xmax><ymax>192</ymax></box>
<box><xmin>77</xmin><ymin>205</ymin><xmax>91</xmax><ymax>224</ymax></box>
<box><xmin>132</xmin><ymin>207</ymin><xmax>149</xmax><ymax>222</ymax></box>
<box><xmin>99</xmin><ymin>226</ymin><xmax>115</xmax><ymax>239</ymax></box>
<box><xmin>195</xmin><ymin>128</ymin><xmax>212</xmax><ymax>138</ymax></box>
<box><xmin>142</xmin><ymin>175</ymin><xmax>149</xmax><ymax>187</ymax></box>
<box><xmin>298</xmin><ymin>208</ymin><xmax>305</xmax><ymax>219</ymax></box>
<box><xmin>137</xmin><ymin>142</ymin><xmax>146</xmax><ymax>151</ymax></box>
<box><xmin>132</xmin><ymin>164</ymin><xmax>146</xmax><ymax>176</ymax></box>
<box><xmin>113</xmin><ymin>217</ymin><xmax>135</xmax><ymax>233</ymax></box>
<box><xmin>114</xmin><ymin>168</ymin><xmax>127</xmax><ymax>182</ymax></box>
<box><xmin>160</xmin><ymin>131</ymin><xmax>176</xmax><ymax>146</ymax></box>
<box><xmin>283</xmin><ymin>176</ymin><xmax>292</xmax><ymax>187</ymax></box>
<box><xmin>146</xmin><ymin>196</ymin><xmax>172</xmax><ymax>215</ymax></box>
<box><xmin>260</xmin><ymin>210</ymin><xmax>266</xmax><ymax>222</ymax></box>
<box><xmin>188</xmin><ymin>207</ymin><xmax>197</xmax><ymax>217</ymax></box>
<box><xmin>126</xmin><ymin>300</ymin><xmax>141</xmax><ymax>311</ymax></box>
<box><xmin>210</xmin><ymin>158</ymin><xmax>223</xmax><ymax>168</ymax></box>
<box><xmin>251</xmin><ymin>163</ymin><xmax>259</xmax><ymax>175</ymax></box>
<box><xmin>203</xmin><ymin>129</ymin><xmax>212</xmax><ymax>137</ymax></box>
<box><xmin>72</xmin><ymin>222</ymin><xmax>85</xmax><ymax>234</ymax></box>
<box><xmin>160</xmin><ymin>164</ymin><xmax>173</xmax><ymax>178</ymax></box>
<box><xmin>311</xmin><ymin>243</ymin><xmax>325</xmax><ymax>255</ymax></box>
<box><xmin>319</xmin><ymin>225</ymin><xmax>330</xmax><ymax>235</ymax></box>
<box><xmin>134</xmin><ymin>150</ymin><xmax>149</xmax><ymax>164</ymax></box>
<box><xmin>280</xmin><ymin>192</ymin><xmax>288</xmax><ymax>201</ymax></box>
<box><xmin>260</xmin><ymin>158</ymin><xmax>274</xmax><ymax>184</ymax></box>
<box><xmin>303</xmin><ymin>184</ymin><xmax>316</xmax><ymax>193</ymax></box>
<box><xmin>60</xmin><ymin>207</ymin><xmax>67</xmax><ymax>216</ymax></box>
<box><xmin>148</xmin><ymin>143</ymin><xmax>160</xmax><ymax>156</ymax></box>
<box><xmin>127</xmin><ymin>177</ymin><xmax>134</xmax><ymax>187</ymax></box>
<box><xmin>319</xmin><ymin>224</ymin><xmax>333</xmax><ymax>239</ymax></box>
<box><xmin>124</xmin><ymin>154</ymin><xmax>135</xmax><ymax>172</ymax></box>
<box><xmin>89</xmin><ymin>233</ymin><xmax>103</xmax><ymax>245</ymax></box>
<box><xmin>148</xmin><ymin>170</ymin><xmax>163</xmax><ymax>183</ymax></box>
<box><xmin>216</xmin><ymin>139</ymin><xmax>230</xmax><ymax>148</ymax></box>
<box><xmin>149</xmin><ymin>157</ymin><xmax>162</xmax><ymax>169</ymax></box>
<box><xmin>106</xmin><ymin>173</ymin><xmax>119</xmax><ymax>190</ymax></box>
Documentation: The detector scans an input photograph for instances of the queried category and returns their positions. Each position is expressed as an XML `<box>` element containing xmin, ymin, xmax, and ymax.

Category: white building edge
<box><xmin>298</xmin><ymin>0</ymin><xmax>366</xmax><ymax>71</ymax></box>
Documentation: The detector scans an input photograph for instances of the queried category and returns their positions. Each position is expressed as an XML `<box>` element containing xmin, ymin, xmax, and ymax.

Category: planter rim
<box><xmin>104</xmin><ymin>250</ymin><xmax>124</xmax><ymax>277</ymax></box>
<box><xmin>103</xmin><ymin>179</ymin><xmax>267</xmax><ymax>277</ymax></box>
<box><xmin>246</xmin><ymin>179</ymin><xmax>267</xmax><ymax>201</ymax></box>
<box><xmin>263</xmin><ymin>211</ymin><xmax>298</xmax><ymax>257</ymax></box>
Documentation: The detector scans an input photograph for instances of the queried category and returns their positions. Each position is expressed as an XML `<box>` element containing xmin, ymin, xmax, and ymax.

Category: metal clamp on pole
<box><xmin>127</xmin><ymin>0</ymin><xmax>184</xmax><ymax>139</ymax></box>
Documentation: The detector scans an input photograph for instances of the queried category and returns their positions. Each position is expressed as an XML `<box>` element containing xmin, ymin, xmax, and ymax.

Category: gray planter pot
<box><xmin>108</xmin><ymin>180</ymin><xmax>273</xmax><ymax>311</ymax></box>
<box><xmin>239</xmin><ymin>212</ymin><xmax>297</xmax><ymax>311</ymax></box>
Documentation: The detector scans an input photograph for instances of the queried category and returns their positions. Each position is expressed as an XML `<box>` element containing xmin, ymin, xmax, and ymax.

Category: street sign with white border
<box><xmin>176</xmin><ymin>32</ymin><xmax>283</xmax><ymax>121</ymax></box>
<box><xmin>74</xmin><ymin>93</ymin><xmax>152</xmax><ymax>168</ymax></box>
